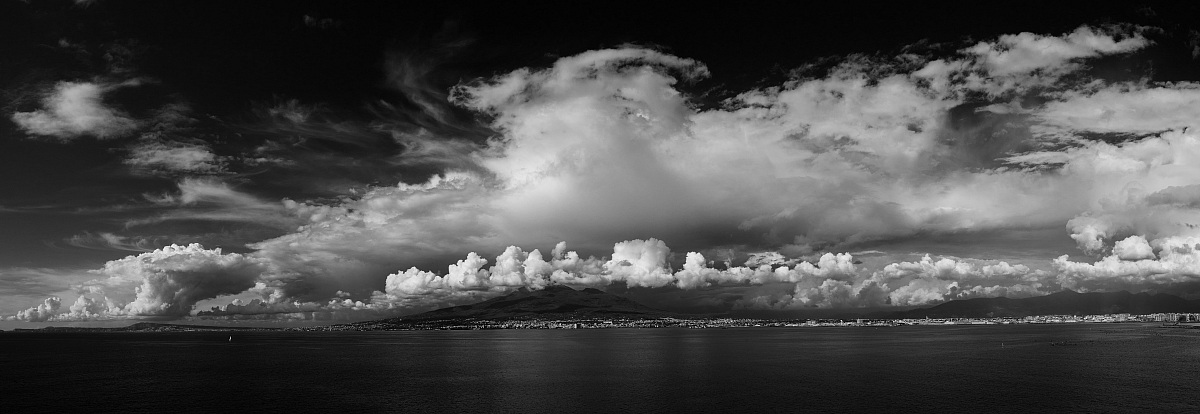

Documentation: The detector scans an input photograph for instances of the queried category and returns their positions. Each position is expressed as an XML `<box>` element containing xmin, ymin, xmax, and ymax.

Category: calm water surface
<box><xmin>3</xmin><ymin>324</ymin><xmax>1198</xmax><ymax>413</ymax></box>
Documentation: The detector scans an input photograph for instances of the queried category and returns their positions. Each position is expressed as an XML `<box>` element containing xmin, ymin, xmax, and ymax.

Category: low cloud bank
<box><xmin>10</xmin><ymin>239</ymin><xmax>1051</xmax><ymax>321</ymax></box>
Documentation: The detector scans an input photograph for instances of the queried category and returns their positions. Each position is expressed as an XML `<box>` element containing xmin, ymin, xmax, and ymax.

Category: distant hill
<box><xmin>9</xmin><ymin>322</ymin><xmax>274</xmax><ymax>333</ymax></box>
<box><xmin>374</xmin><ymin>285</ymin><xmax>670</xmax><ymax>324</ymax></box>
<box><xmin>898</xmin><ymin>290</ymin><xmax>1200</xmax><ymax>319</ymax></box>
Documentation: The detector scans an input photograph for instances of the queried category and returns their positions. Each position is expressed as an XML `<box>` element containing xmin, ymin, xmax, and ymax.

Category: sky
<box><xmin>4</xmin><ymin>0</ymin><xmax>1200</xmax><ymax>326</ymax></box>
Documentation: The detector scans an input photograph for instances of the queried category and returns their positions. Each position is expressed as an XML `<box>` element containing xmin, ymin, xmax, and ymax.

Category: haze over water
<box><xmin>5</xmin><ymin>324</ymin><xmax>1198</xmax><ymax>412</ymax></box>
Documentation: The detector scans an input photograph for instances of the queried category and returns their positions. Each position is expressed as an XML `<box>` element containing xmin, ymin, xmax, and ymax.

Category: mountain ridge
<box><xmin>897</xmin><ymin>290</ymin><xmax>1200</xmax><ymax>318</ymax></box>
<box><xmin>375</xmin><ymin>284</ymin><xmax>673</xmax><ymax>324</ymax></box>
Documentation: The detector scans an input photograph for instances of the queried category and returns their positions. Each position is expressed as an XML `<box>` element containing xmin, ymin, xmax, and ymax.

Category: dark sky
<box><xmin>3</xmin><ymin>0</ymin><xmax>1200</xmax><ymax>324</ymax></box>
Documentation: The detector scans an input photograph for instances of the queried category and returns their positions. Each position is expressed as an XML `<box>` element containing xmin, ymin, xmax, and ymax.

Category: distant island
<box><xmin>7</xmin><ymin>287</ymin><xmax>1200</xmax><ymax>332</ymax></box>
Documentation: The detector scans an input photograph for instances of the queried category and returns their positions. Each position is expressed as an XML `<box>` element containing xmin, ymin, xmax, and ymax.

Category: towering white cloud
<box><xmin>13</xmin><ymin>25</ymin><xmax>1200</xmax><ymax>321</ymax></box>
<box><xmin>88</xmin><ymin>244</ymin><xmax>268</xmax><ymax>317</ymax></box>
<box><xmin>64</xmin><ymin>295</ymin><xmax>115</xmax><ymax>319</ymax></box>
<box><xmin>237</xmin><ymin>25</ymin><xmax>1182</xmax><ymax>311</ymax></box>
<box><xmin>1041</xmin><ymin>131</ymin><xmax>1200</xmax><ymax>295</ymax></box>
<box><xmin>10</xmin><ymin>297</ymin><xmax>61</xmax><ymax>322</ymax></box>
<box><xmin>868</xmin><ymin>255</ymin><xmax>1045</xmax><ymax>306</ymax></box>
<box><xmin>1113</xmin><ymin>236</ymin><xmax>1155</xmax><ymax>261</ymax></box>
<box><xmin>373</xmin><ymin>240</ymin><xmax>678</xmax><ymax>310</ymax></box>
<box><xmin>1055</xmin><ymin>236</ymin><xmax>1200</xmax><ymax>293</ymax></box>
<box><xmin>1041</xmin><ymin>137</ymin><xmax>1200</xmax><ymax>257</ymax></box>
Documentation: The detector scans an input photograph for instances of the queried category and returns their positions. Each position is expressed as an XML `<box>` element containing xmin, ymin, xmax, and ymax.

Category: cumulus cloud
<box><xmin>1046</xmin><ymin>135</ymin><xmax>1200</xmax><ymax>295</ymax></box>
<box><xmin>867</xmin><ymin>255</ymin><xmax>1046</xmax><ymax>306</ymax></box>
<box><xmin>11</xmin><ymin>81</ymin><xmax>140</xmax><ymax>140</ymax></box>
<box><xmin>229</xmin><ymin>26</ymin><xmax>1175</xmax><ymax>311</ymax></box>
<box><xmin>10</xmin><ymin>297</ymin><xmax>62</xmax><ymax>322</ymax></box>
<box><xmin>1055</xmin><ymin>236</ymin><xmax>1200</xmax><ymax>293</ymax></box>
<box><xmin>15</xmin><ymin>25</ymin><xmax>1200</xmax><ymax>320</ymax></box>
<box><xmin>1113</xmin><ymin>235</ymin><xmax>1156</xmax><ymax>261</ymax></box>
<box><xmin>6</xmin><ymin>244</ymin><xmax>271</xmax><ymax>321</ymax></box>
<box><xmin>364</xmin><ymin>238</ymin><xmax>1045</xmax><ymax>313</ymax></box>
<box><xmin>372</xmin><ymin>240</ymin><xmax>618</xmax><ymax>310</ymax></box>
<box><xmin>365</xmin><ymin>239</ymin><xmax>850</xmax><ymax>311</ymax></box>
<box><xmin>742</xmin><ymin>252</ymin><xmax>795</xmax><ymax>268</ymax></box>
<box><xmin>63</xmin><ymin>295</ymin><xmax>116</xmax><ymax>319</ymax></box>
<box><xmin>89</xmin><ymin>244</ymin><xmax>268</xmax><ymax>317</ymax></box>
<box><xmin>727</xmin><ymin>253</ymin><xmax>1045</xmax><ymax>310</ymax></box>
<box><xmin>1058</xmin><ymin>171</ymin><xmax>1200</xmax><ymax>256</ymax></box>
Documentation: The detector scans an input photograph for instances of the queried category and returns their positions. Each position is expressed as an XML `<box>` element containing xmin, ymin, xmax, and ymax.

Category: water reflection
<box><xmin>3</xmin><ymin>325</ymin><xmax>1198</xmax><ymax>412</ymax></box>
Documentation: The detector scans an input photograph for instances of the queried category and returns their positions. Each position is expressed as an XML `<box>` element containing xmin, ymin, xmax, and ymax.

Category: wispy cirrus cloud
<box><xmin>124</xmin><ymin>139</ymin><xmax>225</xmax><ymax>176</ymax></box>
<box><xmin>964</xmin><ymin>25</ymin><xmax>1149</xmax><ymax>76</ymax></box>
<box><xmin>130</xmin><ymin>178</ymin><xmax>301</xmax><ymax>230</ymax></box>
<box><xmin>62</xmin><ymin>232</ymin><xmax>161</xmax><ymax>252</ymax></box>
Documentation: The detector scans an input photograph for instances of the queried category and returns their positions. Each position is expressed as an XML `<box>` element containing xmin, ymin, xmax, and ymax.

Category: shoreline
<box><xmin>4</xmin><ymin>318</ymin><xmax>1197</xmax><ymax>333</ymax></box>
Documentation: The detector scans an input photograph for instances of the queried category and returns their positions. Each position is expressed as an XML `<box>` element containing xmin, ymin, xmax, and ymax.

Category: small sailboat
<box><xmin>228</xmin><ymin>335</ymin><xmax>232</xmax><ymax>342</ymax></box>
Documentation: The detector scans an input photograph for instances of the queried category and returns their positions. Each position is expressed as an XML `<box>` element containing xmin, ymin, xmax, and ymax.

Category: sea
<box><xmin>3</xmin><ymin>323</ymin><xmax>1198</xmax><ymax>413</ymax></box>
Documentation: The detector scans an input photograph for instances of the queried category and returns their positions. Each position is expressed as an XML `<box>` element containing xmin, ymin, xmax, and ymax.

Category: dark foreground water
<box><xmin>3</xmin><ymin>324</ymin><xmax>1198</xmax><ymax>413</ymax></box>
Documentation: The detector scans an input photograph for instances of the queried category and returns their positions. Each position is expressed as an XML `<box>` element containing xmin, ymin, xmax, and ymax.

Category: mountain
<box><xmin>9</xmin><ymin>322</ymin><xmax>275</xmax><ymax>333</ymax></box>
<box><xmin>898</xmin><ymin>290</ymin><xmax>1200</xmax><ymax>318</ymax></box>
<box><xmin>370</xmin><ymin>285</ymin><xmax>670</xmax><ymax>325</ymax></box>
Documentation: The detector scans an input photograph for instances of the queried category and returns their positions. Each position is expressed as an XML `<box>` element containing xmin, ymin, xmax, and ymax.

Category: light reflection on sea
<box><xmin>3</xmin><ymin>324</ymin><xmax>1198</xmax><ymax>413</ymax></box>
